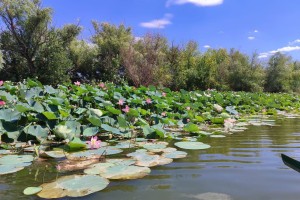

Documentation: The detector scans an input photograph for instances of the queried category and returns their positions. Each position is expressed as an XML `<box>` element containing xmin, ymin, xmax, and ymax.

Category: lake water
<box><xmin>1</xmin><ymin>117</ymin><xmax>300</xmax><ymax>200</ymax></box>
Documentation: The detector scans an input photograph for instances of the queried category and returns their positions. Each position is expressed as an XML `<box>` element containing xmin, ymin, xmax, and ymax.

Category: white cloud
<box><xmin>258</xmin><ymin>46</ymin><xmax>300</xmax><ymax>59</ymax></box>
<box><xmin>140</xmin><ymin>14</ymin><xmax>172</xmax><ymax>29</ymax></box>
<box><xmin>248</xmin><ymin>36</ymin><xmax>255</xmax><ymax>40</ymax></box>
<box><xmin>254</xmin><ymin>30</ymin><xmax>259</xmax><ymax>33</ymax></box>
<box><xmin>289</xmin><ymin>39</ymin><xmax>300</xmax><ymax>45</ymax></box>
<box><xmin>203</xmin><ymin>45</ymin><xmax>211</xmax><ymax>48</ymax></box>
<box><xmin>166</xmin><ymin>0</ymin><xmax>223</xmax><ymax>7</ymax></box>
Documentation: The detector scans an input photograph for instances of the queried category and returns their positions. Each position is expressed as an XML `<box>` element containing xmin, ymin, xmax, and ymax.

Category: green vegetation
<box><xmin>0</xmin><ymin>0</ymin><xmax>300</xmax><ymax>93</ymax></box>
<box><xmin>0</xmin><ymin>79</ymin><xmax>299</xmax><ymax>144</ymax></box>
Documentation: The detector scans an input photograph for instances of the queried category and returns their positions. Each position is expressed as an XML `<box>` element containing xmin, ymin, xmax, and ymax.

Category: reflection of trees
<box><xmin>172</xmin><ymin>118</ymin><xmax>300</xmax><ymax>163</ymax></box>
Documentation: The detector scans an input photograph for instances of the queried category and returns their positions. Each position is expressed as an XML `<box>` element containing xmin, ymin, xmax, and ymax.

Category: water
<box><xmin>1</xmin><ymin>118</ymin><xmax>300</xmax><ymax>200</ymax></box>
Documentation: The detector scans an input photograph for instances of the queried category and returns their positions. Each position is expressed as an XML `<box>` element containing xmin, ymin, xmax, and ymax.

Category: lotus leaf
<box><xmin>210</xmin><ymin>135</ymin><xmax>226</xmax><ymax>138</ymax></box>
<box><xmin>99</xmin><ymin>165</ymin><xmax>151</xmax><ymax>180</ymax></box>
<box><xmin>135</xmin><ymin>154</ymin><xmax>160</xmax><ymax>167</ymax></box>
<box><xmin>90</xmin><ymin>108</ymin><xmax>103</xmax><ymax>117</ymax></box>
<box><xmin>42</xmin><ymin>150</ymin><xmax>66</xmax><ymax>159</ymax></box>
<box><xmin>162</xmin><ymin>151</ymin><xmax>187</xmax><ymax>159</ymax></box>
<box><xmin>115</xmin><ymin>141</ymin><xmax>135</xmax><ymax>149</ymax></box>
<box><xmin>0</xmin><ymin>155</ymin><xmax>34</xmax><ymax>166</ymax></box>
<box><xmin>84</xmin><ymin>163</ymin><xmax>115</xmax><ymax>175</ymax></box>
<box><xmin>157</xmin><ymin>157</ymin><xmax>173</xmax><ymax>166</ymax></box>
<box><xmin>0</xmin><ymin>165</ymin><xmax>24</xmax><ymax>175</ymax></box>
<box><xmin>106</xmin><ymin>158</ymin><xmax>136</xmax><ymax>166</ymax></box>
<box><xmin>174</xmin><ymin>142</ymin><xmax>211</xmax><ymax>150</ymax></box>
<box><xmin>37</xmin><ymin>175</ymin><xmax>109</xmax><ymax>198</ymax></box>
<box><xmin>57</xmin><ymin>158</ymin><xmax>100</xmax><ymax>171</ymax></box>
<box><xmin>142</xmin><ymin>142</ymin><xmax>168</xmax><ymax>150</ymax></box>
<box><xmin>23</xmin><ymin>187</ymin><xmax>42</xmax><ymax>195</ymax></box>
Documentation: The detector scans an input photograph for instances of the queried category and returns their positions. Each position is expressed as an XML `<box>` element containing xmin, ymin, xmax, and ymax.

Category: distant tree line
<box><xmin>0</xmin><ymin>0</ymin><xmax>300</xmax><ymax>93</ymax></box>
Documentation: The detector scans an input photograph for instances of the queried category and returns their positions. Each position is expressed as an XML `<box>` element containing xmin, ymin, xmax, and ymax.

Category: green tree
<box><xmin>121</xmin><ymin>33</ymin><xmax>171</xmax><ymax>87</ymax></box>
<box><xmin>265</xmin><ymin>52</ymin><xmax>292</xmax><ymax>92</ymax></box>
<box><xmin>92</xmin><ymin>22</ymin><xmax>133</xmax><ymax>83</ymax></box>
<box><xmin>0</xmin><ymin>0</ymin><xmax>81</xmax><ymax>84</ymax></box>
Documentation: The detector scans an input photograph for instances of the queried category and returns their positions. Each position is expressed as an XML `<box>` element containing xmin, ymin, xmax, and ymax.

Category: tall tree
<box><xmin>0</xmin><ymin>0</ymin><xmax>81</xmax><ymax>84</ymax></box>
<box><xmin>265</xmin><ymin>52</ymin><xmax>292</xmax><ymax>92</ymax></box>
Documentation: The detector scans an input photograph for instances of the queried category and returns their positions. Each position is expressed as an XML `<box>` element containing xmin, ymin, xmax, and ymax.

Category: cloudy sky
<box><xmin>43</xmin><ymin>0</ymin><xmax>300</xmax><ymax>60</ymax></box>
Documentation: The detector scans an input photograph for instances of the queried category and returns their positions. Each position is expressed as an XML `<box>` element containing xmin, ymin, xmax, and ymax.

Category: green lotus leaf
<box><xmin>0</xmin><ymin>109</ymin><xmax>21</xmax><ymax>122</ymax></box>
<box><xmin>87</xmin><ymin>117</ymin><xmax>102</xmax><ymax>127</ymax></box>
<box><xmin>0</xmin><ymin>165</ymin><xmax>24</xmax><ymax>175</ymax></box>
<box><xmin>115</xmin><ymin>141</ymin><xmax>135</xmax><ymax>149</ymax></box>
<box><xmin>67</xmin><ymin>137</ymin><xmax>87</xmax><ymax>151</ymax></box>
<box><xmin>135</xmin><ymin>154</ymin><xmax>160</xmax><ymax>167</ymax></box>
<box><xmin>42</xmin><ymin>150</ymin><xmax>66</xmax><ymax>159</ymax></box>
<box><xmin>0</xmin><ymin>155</ymin><xmax>34</xmax><ymax>166</ymax></box>
<box><xmin>210</xmin><ymin>135</ymin><xmax>226</xmax><ymax>138</ymax></box>
<box><xmin>42</xmin><ymin>111</ymin><xmax>58</xmax><ymax>120</ymax></box>
<box><xmin>99</xmin><ymin>165</ymin><xmax>151</xmax><ymax>180</ymax></box>
<box><xmin>54</xmin><ymin>125</ymin><xmax>74</xmax><ymax>140</ymax></box>
<box><xmin>83</xmin><ymin>127</ymin><xmax>99</xmax><ymax>137</ymax></box>
<box><xmin>183</xmin><ymin>123</ymin><xmax>199</xmax><ymax>133</ymax></box>
<box><xmin>101</xmin><ymin>124</ymin><xmax>121</xmax><ymax>135</ymax></box>
<box><xmin>23</xmin><ymin>187</ymin><xmax>42</xmax><ymax>195</ymax></box>
<box><xmin>142</xmin><ymin>142</ymin><xmax>168</xmax><ymax>150</ymax></box>
<box><xmin>90</xmin><ymin>108</ymin><xmax>103</xmax><ymax>117</ymax></box>
<box><xmin>162</xmin><ymin>151</ymin><xmax>187</xmax><ymax>159</ymax></box>
<box><xmin>106</xmin><ymin>158</ymin><xmax>136</xmax><ymax>166</ymax></box>
<box><xmin>37</xmin><ymin>175</ymin><xmax>109</xmax><ymax>198</ymax></box>
<box><xmin>84</xmin><ymin>163</ymin><xmax>115</xmax><ymax>175</ymax></box>
<box><xmin>23</xmin><ymin>125</ymin><xmax>48</xmax><ymax>141</ymax></box>
<box><xmin>174</xmin><ymin>142</ymin><xmax>211</xmax><ymax>150</ymax></box>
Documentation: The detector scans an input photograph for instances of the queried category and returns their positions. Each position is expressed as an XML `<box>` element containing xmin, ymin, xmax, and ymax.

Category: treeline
<box><xmin>0</xmin><ymin>0</ymin><xmax>300</xmax><ymax>93</ymax></box>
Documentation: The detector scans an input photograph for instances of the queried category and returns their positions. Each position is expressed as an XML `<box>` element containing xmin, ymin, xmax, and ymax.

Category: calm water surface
<box><xmin>1</xmin><ymin>118</ymin><xmax>300</xmax><ymax>200</ymax></box>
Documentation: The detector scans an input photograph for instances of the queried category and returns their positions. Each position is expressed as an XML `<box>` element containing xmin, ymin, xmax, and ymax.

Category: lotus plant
<box><xmin>0</xmin><ymin>80</ymin><xmax>3</xmax><ymax>86</ymax></box>
<box><xmin>87</xmin><ymin>136</ymin><xmax>101</xmax><ymax>149</ymax></box>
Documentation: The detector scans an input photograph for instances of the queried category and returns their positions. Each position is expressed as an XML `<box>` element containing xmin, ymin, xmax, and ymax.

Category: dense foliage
<box><xmin>0</xmin><ymin>79</ymin><xmax>299</xmax><ymax>144</ymax></box>
<box><xmin>0</xmin><ymin>0</ymin><xmax>299</xmax><ymax>92</ymax></box>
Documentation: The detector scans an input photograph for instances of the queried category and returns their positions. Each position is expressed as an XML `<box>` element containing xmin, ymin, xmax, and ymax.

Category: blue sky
<box><xmin>42</xmin><ymin>0</ymin><xmax>300</xmax><ymax>60</ymax></box>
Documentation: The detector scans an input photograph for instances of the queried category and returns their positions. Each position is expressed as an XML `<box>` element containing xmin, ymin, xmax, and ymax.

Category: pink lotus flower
<box><xmin>162</xmin><ymin>92</ymin><xmax>166</xmax><ymax>97</ymax></box>
<box><xmin>146</xmin><ymin>98</ymin><xmax>152</xmax><ymax>104</ymax></box>
<box><xmin>122</xmin><ymin>105</ymin><xmax>130</xmax><ymax>113</ymax></box>
<box><xmin>99</xmin><ymin>82</ymin><xmax>105</xmax><ymax>89</ymax></box>
<box><xmin>74</xmin><ymin>81</ymin><xmax>81</xmax><ymax>86</ymax></box>
<box><xmin>187</xmin><ymin>118</ymin><xmax>190</xmax><ymax>122</ymax></box>
<box><xmin>162</xmin><ymin>112</ymin><xmax>167</xmax><ymax>117</ymax></box>
<box><xmin>56</xmin><ymin>164</ymin><xmax>62</xmax><ymax>171</ymax></box>
<box><xmin>0</xmin><ymin>101</ymin><xmax>5</xmax><ymax>106</ymax></box>
<box><xmin>118</xmin><ymin>99</ymin><xmax>124</xmax><ymax>105</ymax></box>
<box><xmin>87</xmin><ymin>136</ymin><xmax>101</xmax><ymax>149</ymax></box>
<box><xmin>0</xmin><ymin>80</ymin><xmax>3</xmax><ymax>86</ymax></box>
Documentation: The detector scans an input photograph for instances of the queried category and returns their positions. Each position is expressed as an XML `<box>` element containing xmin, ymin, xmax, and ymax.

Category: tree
<box><xmin>265</xmin><ymin>52</ymin><xmax>292</xmax><ymax>92</ymax></box>
<box><xmin>0</xmin><ymin>0</ymin><xmax>81</xmax><ymax>84</ymax></box>
<box><xmin>91</xmin><ymin>22</ymin><xmax>133</xmax><ymax>83</ymax></box>
<box><xmin>121</xmin><ymin>33</ymin><xmax>171</xmax><ymax>87</ymax></box>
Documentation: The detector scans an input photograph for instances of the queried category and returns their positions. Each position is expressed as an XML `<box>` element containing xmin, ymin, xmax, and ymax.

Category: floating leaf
<box><xmin>83</xmin><ymin>127</ymin><xmax>99</xmax><ymax>137</ymax></box>
<box><xmin>162</xmin><ymin>151</ymin><xmax>187</xmax><ymax>159</ymax></box>
<box><xmin>23</xmin><ymin>187</ymin><xmax>42</xmax><ymax>195</ymax></box>
<box><xmin>67</xmin><ymin>137</ymin><xmax>87</xmax><ymax>151</ymax></box>
<box><xmin>0</xmin><ymin>165</ymin><xmax>24</xmax><ymax>175</ymax></box>
<box><xmin>99</xmin><ymin>165</ymin><xmax>151</xmax><ymax>180</ymax></box>
<box><xmin>37</xmin><ymin>175</ymin><xmax>109</xmax><ymax>198</ymax></box>
<box><xmin>174</xmin><ymin>142</ymin><xmax>211</xmax><ymax>150</ymax></box>
<box><xmin>84</xmin><ymin>163</ymin><xmax>115</xmax><ymax>175</ymax></box>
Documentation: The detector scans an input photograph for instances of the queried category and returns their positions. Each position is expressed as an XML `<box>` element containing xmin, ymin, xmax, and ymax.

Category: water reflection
<box><xmin>2</xmin><ymin>118</ymin><xmax>300</xmax><ymax>200</ymax></box>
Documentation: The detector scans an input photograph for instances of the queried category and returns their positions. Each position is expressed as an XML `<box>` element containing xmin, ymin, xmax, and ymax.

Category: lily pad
<box><xmin>99</xmin><ymin>165</ymin><xmax>151</xmax><ymax>180</ymax></box>
<box><xmin>115</xmin><ymin>141</ymin><xmax>136</xmax><ymax>149</ymax></box>
<box><xmin>0</xmin><ymin>155</ymin><xmax>34</xmax><ymax>167</ymax></box>
<box><xmin>142</xmin><ymin>142</ymin><xmax>168</xmax><ymax>150</ymax></box>
<box><xmin>37</xmin><ymin>175</ymin><xmax>109</xmax><ymax>198</ymax></box>
<box><xmin>23</xmin><ymin>187</ymin><xmax>42</xmax><ymax>195</ymax></box>
<box><xmin>68</xmin><ymin>147</ymin><xmax>123</xmax><ymax>160</ymax></box>
<box><xmin>42</xmin><ymin>150</ymin><xmax>66</xmax><ymax>159</ymax></box>
<box><xmin>162</xmin><ymin>151</ymin><xmax>187</xmax><ymax>159</ymax></box>
<box><xmin>106</xmin><ymin>158</ymin><xmax>136</xmax><ymax>166</ymax></box>
<box><xmin>84</xmin><ymin>163</ymin><xmax>115</xmax><ymax>175</ymax></box>
<box><xmin>174</xmin><ymin>142</ymin><xmax>211</xmax><ymax>150</ymax></box>
<box><xmin>0</xmin><ymin>165</ymin><xmax>24</xmax><ymax>175</ymax></box>
<box><xmin>210</xmin><ymin>135</ymin><xmax>226</xmax><ymax>138</ymax></box>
